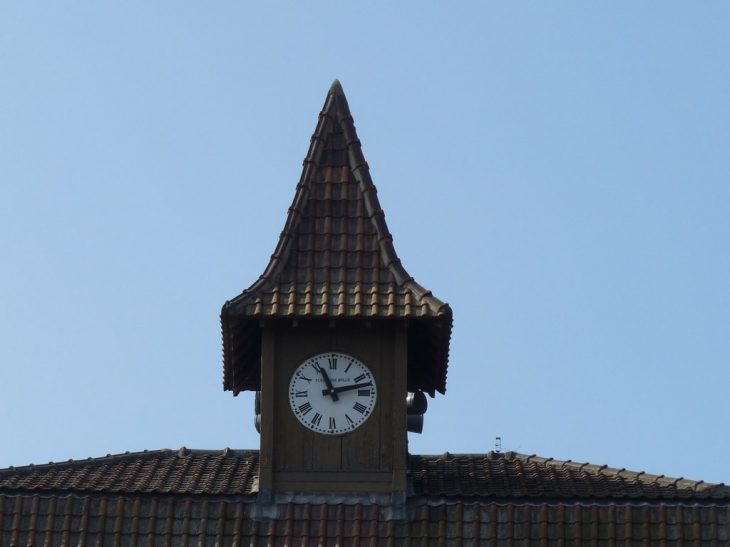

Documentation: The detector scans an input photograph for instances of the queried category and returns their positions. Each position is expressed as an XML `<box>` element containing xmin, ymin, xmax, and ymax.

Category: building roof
<box><xmin>2</xmin><ymin>492</ymin><xmax>728</xmax><ymax>547</ymax></box>
<box><xmin>221</xmin><ymin>81</ymin><xmax>452</xmax><ymax>396</ymax></box>
<box><xmin>2</xmin><ymin>449</ymin><xmax>728</xmax><ymax>501</ymax></box>
<box><xmin>2</xmin><ymin>450</ymin><xmax>729</xmax><ymax>546</ymax></box>
<box><xmin>7</xmin><ymin>83</ymin><xmax>726</xmax><ymax>546</ymax></box>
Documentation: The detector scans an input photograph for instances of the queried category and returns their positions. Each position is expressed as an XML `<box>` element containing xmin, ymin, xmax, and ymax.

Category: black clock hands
<box><xmin>322</xmin><ymin>381</ymin><xmax>373</xmax><ymax>397</ymax></box>
<box><xmin>313</xmin><ymin>361</ymin><xmax>373</xmax><ymax>401</ymax></box>
<box><xmin>314</xmin><ymin>364</ymin><xmax>339</xmax><ymax>402</ymax></box>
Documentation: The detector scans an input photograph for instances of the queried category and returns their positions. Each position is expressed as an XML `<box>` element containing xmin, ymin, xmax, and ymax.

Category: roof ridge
<box><xmin>0</xmin><ymin>447</ymin><xmax>259</xmax><ymax>475</ymax></box>
<box><xmin>329</xmin><ymin>78</ymin><xmax>344</xmax><ymax>96</ymax></box>
<box><xmin>0</xmin><ymin>449</ymin><xmax>172</xmax><ymax>474</ymax></box>
<box><xmin>409</xmin><ymin>452</ymin><xmax>729</xmax><ymax>492</ymax></box>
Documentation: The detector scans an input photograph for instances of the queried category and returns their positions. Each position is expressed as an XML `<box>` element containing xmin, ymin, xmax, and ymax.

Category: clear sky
<box><xmin>1</xmin><ymin>3</ymin><xmax>728</xmax><ymax>485</ymax></box>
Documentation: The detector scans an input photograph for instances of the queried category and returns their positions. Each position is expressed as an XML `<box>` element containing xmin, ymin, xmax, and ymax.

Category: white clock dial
<box><xmin>289</xmin><ymin>352</ymin><xmax>377</xmax><ymax>435</ymax></box>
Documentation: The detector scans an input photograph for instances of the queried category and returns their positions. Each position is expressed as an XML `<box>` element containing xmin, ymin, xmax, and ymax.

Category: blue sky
<box><xmin>1</xmin><ymin>3</ymin><xmax>728</xmax><ymax>484</ymax></box>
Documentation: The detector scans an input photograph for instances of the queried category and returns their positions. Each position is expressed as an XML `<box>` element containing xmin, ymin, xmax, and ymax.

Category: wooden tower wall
<box><xmin>258</xmin><ymin>321</ymin><xmax>407</xmax><ymax>493</ymax></box>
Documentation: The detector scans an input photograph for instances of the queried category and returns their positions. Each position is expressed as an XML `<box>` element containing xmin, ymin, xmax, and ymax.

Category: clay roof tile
<box><xmin>221</xmin><ymin>81</ymin><xmax>451</xmax><ymax>395</ymax></box>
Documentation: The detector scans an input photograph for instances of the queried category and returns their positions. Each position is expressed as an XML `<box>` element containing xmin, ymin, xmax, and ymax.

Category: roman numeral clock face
<box><xmin>289</xmin><ymin>352</ymin><xmax>377</xmax><ymax>435</ymax></box>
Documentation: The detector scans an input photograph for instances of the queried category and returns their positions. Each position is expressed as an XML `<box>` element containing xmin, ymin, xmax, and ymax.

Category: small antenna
<box><xmin>495</xmin><ymin>437</ymin><xmax>501</xmax><ymax>453</ymax></box>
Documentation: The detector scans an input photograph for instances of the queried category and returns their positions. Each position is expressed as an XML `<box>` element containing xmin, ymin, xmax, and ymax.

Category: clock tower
<box><xmin>221</xmin><ymin>80</ymin><xmax>452</xmax><ymax>496</ymax></box>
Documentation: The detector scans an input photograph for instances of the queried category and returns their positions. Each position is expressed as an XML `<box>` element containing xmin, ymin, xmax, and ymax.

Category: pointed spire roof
<box><xmin>221</xmin><ymin>81</ymin><xmax>452</xmax><ymax>396</ymax></box>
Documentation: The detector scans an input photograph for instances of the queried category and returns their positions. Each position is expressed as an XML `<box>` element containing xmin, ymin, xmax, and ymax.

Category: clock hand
<box><xmin>322</xmin><ymin>381</ymin><xmax>373</xmax><ymax>396</ymax></box>
<box><xmin>316</xmin><ymin>365</ymin><xmax>339</xmax><ymax>402</ymax></box>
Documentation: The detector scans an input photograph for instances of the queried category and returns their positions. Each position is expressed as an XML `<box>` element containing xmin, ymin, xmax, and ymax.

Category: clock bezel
<box><xmin>288</xmin><ymin>351</ymin><xmax>378</xmax><ymax>436</ymax></box>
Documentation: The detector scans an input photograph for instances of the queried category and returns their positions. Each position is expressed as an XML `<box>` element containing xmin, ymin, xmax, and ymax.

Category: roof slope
<box><xmin>0</xmin><ymin>449</ymin><xmax>258</xmax><ymax>496</ymax></box>
<box><xmin>221</xmin><ymin>81</ymin><xmax>451</xmax><ymax>395</ymax></box>
<box><xmin>410</xmin><ymin>452</ymin><xmax>730</xmax><ymax>500</ymax></box>
<box><xmin>2</xmin><ymin>449</ymin><xmax>728</xmax><ymax>501</ymax></box>
<box><xmin>2</xmin><ymin>450</ymin><xmax>729</xmax><ymax>546</ymax></box>
<box><xmin>2</xmin><ymin>494</ymin><xmax>728</xmax><ymax>547</ymax></box>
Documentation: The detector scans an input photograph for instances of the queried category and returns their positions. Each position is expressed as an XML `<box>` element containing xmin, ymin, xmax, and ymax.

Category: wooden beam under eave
<box><xmin>258</xmin><ymin>327</ymin><xmax>276</xmax><ymax>492</ymax></box>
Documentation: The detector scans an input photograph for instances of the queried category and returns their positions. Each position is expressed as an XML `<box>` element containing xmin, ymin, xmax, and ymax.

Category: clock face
<box><xmin>289</xmin><ymin>352</ymin><xmax>377</xmax><ymax>436</ymax></box>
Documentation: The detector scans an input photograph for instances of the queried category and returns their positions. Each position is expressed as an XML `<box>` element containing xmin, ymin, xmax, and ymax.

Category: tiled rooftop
<box><xmin>221</xmin><ymin>80</ymin><xmax>451</xmax><ymax>396</ymax></box>
<box><xmin>0</xmin><ymin>449</ymin><xmax>258</xmax><ymax>496</ymax></box>
<box><xmin>1</xmin><ymin>450</ymin><xmax>729</xmax><ymax>546</ymax></box>
<box><xmin>2</xmin><ymin>449</ymin><xmax>727</xmax><ymax>501</ymax></box>
<box><xmin>410</xmin><ymin>452</ymin><xmax>730</xmax><ymax>500</ymax></box>
<box><xmin>1</xmin><ymin>495</ymin><xmax>728</xmax><ymax>547</ymax></box>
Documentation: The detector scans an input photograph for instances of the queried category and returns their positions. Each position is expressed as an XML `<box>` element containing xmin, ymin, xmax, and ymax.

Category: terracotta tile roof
<box><xmin>1</xmin><ymin>495</ymin><xmax>729</xmax><ymax>547</ymax></box>
<box><xmin>221</xmin><ymin>80</ymin><xmax>451</xmax><ymax>396</ymax></box>
<box><xmin>2</xmin><ymin>450</ymin><xmax>728</xmax><ymax>546</ymax></box>
<box><xmin>2</xmin><ymin>449</ymin><xmax>727</xmax><ymax>501</ymax></box>
<box><xmin>410</xmin><ymin>452</ymin><xmax>730</xmax><ymax>500</ymax></box>
<box><xmin>0</xmin><ymin>449</ymin><xmax>258</xmax><ymax>496</ymax></box>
